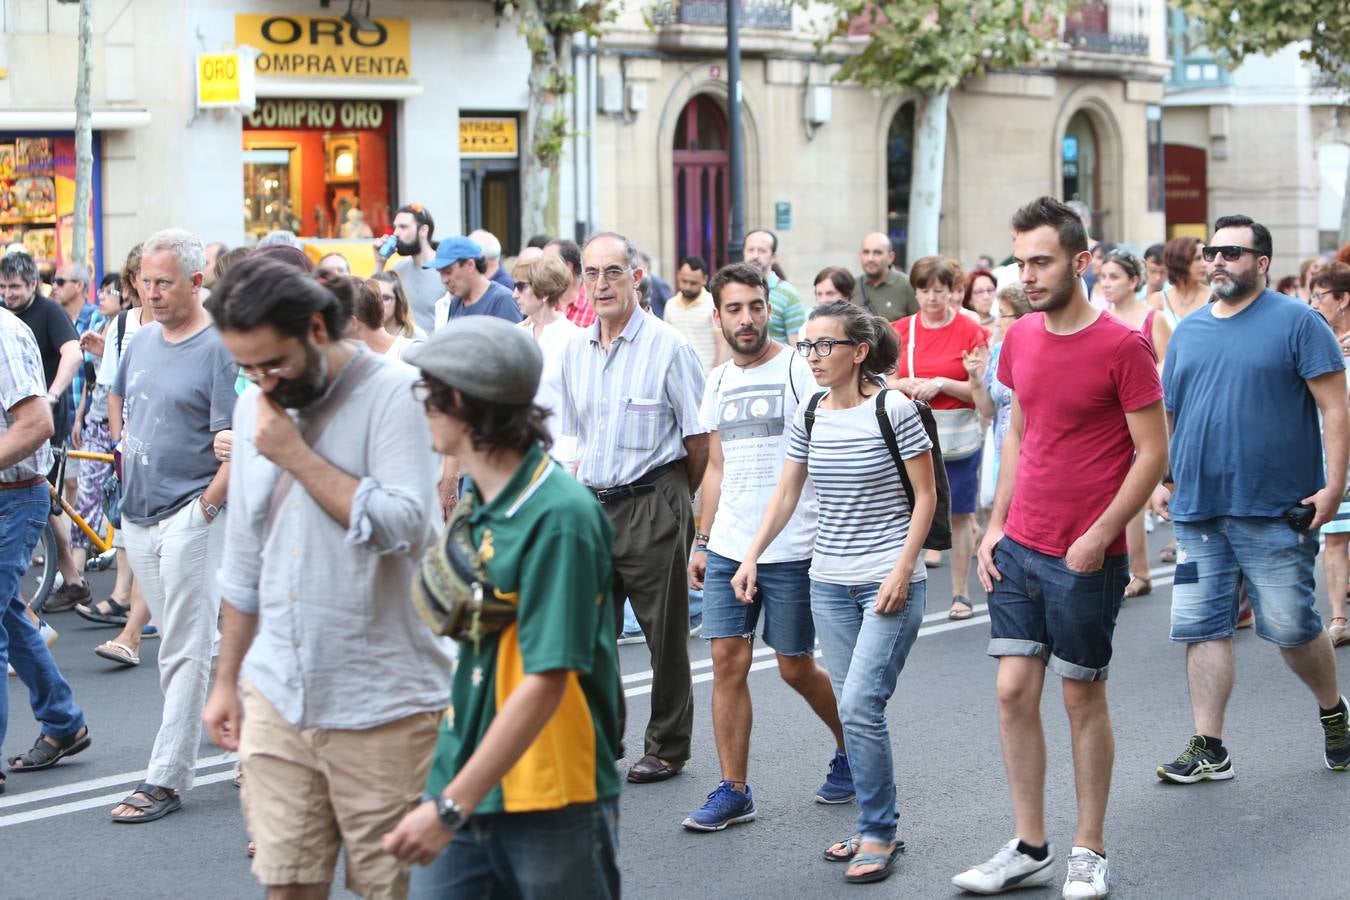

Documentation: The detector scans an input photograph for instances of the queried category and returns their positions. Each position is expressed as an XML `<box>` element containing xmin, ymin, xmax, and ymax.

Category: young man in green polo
<box><xmin>383</xmin><ymin>315</ymin><xmax>621</xmax><ymax>899</ymax></box>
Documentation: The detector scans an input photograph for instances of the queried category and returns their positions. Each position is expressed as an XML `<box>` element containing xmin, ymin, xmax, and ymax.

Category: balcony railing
<box><xmin>1064</xmin><ymin>0</ymin><xmax>1150</xmax><ymax>58</ymax></box>
<box><xmin>649</xmin><ymin>1</ymin><xmax>793</xmax><ymax>31</ymax></box>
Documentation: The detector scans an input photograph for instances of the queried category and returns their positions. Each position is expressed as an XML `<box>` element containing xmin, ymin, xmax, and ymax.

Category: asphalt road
<box><xmin>4</xmin><ymin>524</ymin><xmax>1348</xmax><ymax>899</ymax></box>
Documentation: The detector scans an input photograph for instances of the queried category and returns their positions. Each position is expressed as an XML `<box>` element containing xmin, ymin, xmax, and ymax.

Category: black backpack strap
<box><xmin>803</xmin><ymin>391</ymin><xmax>826</xmax><ymax>439</ymax></box>
<box><xmin>786</xmin><ymin>356</ymin><xmax>800</xmax><ymax>403</ymax></box>
<box><xmin>875</xmin><ymin>389</ymin><xmax>917</xmax><ymax>510</ymax></box>
<box><xmin>115</xmin><ymin>309</ymin><xmax>128</xmax><ymax>356</ymax></box>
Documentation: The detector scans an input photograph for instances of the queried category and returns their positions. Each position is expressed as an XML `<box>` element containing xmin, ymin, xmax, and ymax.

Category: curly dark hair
<box><xmin>419</xmin><ymin>375</ymin><xmax>553</xmax><ymax>456</ymax></box>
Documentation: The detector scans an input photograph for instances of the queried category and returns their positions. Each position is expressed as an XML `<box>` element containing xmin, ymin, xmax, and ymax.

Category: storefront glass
<box><xmin>242</xmin><ymin>98</ymin><xmax>395</xmax><ymax>242</ymax></box>
<box><xmin>0</xmin><ymin>132</ymin><xmax>101</xmax><ymax>275</ymax></box>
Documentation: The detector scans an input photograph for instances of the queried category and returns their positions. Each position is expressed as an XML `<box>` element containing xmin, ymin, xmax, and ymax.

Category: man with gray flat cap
<box><xmin>425</xmin><ymin>236</ymin><xmax>522</xmax><ymax>331</ymax></box>
<box><xmin>386</xmin><ymin>316</ymin><xmax>621</xmax><ymax>899</ymax></box>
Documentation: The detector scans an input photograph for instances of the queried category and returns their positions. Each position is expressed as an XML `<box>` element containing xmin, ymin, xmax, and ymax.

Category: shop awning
<box><xmin>0</xmin><ymin>108</ymin><xmax>152</xmax><ymax>130</ymax></box>
<box><xmin>254</xmin><ymin>77</ymin><xmax>423</xmax><ymax>100</ymax></box>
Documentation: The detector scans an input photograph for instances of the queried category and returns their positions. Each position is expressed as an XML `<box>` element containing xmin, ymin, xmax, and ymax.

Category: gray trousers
<box><xmin>603</xmin><ymin>465</ymin><xmax>694</xmax><ymax>764</ymax></box>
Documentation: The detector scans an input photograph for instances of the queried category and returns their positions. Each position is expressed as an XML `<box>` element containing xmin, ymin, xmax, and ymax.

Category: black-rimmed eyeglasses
<box><xmin>1201</xmin><ymin>245</ymin><xmax>1260</xmax><ymax>263</ymax></box>
<box><xmin>795</xmin><ymin>339</ymin><xmax>859</xmax><ymax>358</ymax></box>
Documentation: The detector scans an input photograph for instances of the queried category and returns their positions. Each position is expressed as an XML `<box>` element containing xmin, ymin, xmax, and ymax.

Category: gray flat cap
<box><xmin>404</xmin><ymin>316</ymin><xmax>542</xmax><ymax>405</ymax></box>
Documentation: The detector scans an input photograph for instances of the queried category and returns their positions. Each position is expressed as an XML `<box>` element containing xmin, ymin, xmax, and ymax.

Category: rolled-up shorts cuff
<box><xmin>987</xmin><ymin>637</ymin><xmax>1049</xmax><ymax>660</ymax></box>
<box><xmin>1168</xmin><ymin>625</ymin><xmax>1236</xmax><ymax>645</ymax></box>
<box><xmin>1049</xmin><ymin>654</ymin><xmax>1110</xmax><ymax>682</ymax></box>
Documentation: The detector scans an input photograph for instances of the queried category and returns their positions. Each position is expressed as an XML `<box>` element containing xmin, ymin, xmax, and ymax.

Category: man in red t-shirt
<box><xmin>951</xmin><ymin>197</ymin><xmax>1167</xmax><ymax>900</ymax></box>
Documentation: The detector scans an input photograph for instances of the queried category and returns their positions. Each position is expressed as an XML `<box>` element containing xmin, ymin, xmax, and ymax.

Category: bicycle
<box><xmin>26</xmin><ymin>446</ymin><xmax>117</xmax><ymax>614</ymax></box>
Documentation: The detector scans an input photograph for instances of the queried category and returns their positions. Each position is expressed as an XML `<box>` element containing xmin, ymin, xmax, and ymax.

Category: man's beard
<box><xmin>680</xmin><ymin>287</ymin><xmax>702</xmax><ymax>300</ymax></box>
<box><xmin>721</xmin><ymin>323</ymin><xmax>768</xmax><ymax>357</ymax></box>
<box><xmin>269</xmin><ymin>341</ymin><xmax>329</xmax><ymax>409</ymax></box>
<box><xmin>1210</xmin><ymin>267</ymin><xmax>1258</xmax><ymax>302</ymax></box>
<box><xmin>1027</xmin><ymin>268</ymin><xmax>1078</xmax><ymax>313</ymax></box>
<box><xmin>395</xmin><ymin>237</ymin><xmax>421</xmax><ymax>257</ymax></box>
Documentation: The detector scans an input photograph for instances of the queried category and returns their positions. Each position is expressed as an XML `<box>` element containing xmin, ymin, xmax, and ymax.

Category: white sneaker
<box><xmin>952</xmin><ymin>838</ymin><xmax>1055</xmax><ymax>894</ymax></box>
<box><xmin>1062</xmin><ymin>846</ymin><xmax>1109</xmax><ymax>899</ymax></box>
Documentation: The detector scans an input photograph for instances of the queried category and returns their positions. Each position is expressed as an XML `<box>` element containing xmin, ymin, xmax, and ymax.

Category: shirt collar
<box><xmin>587</xmin><ymin>305</ymin><xmax>647</xmax><ymax>345</ymax></box>
<box><xmin>468</xmin><ymin>444</ymin><xmax>549</xmax><ymax>522</ymax></box>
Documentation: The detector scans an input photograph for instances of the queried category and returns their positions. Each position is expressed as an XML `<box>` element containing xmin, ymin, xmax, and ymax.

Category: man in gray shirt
<box><xmin>108</xmin><ymin>229</ymin><xmax>237</xmax><ymax>824</ymax></box>
<box><xmin>375</xmin><ymin>203</ymin><xmax>443</xmax><ymax>332</ymax></box>
<box><xmin>203</xmin><ymin>258</ymin><xmax>451</xmax><ymax>897</ymax></box>
<box><xmin>853</xmin><ymin>232</ymin><xmax>918</xmax><ymax>322</ymax></box>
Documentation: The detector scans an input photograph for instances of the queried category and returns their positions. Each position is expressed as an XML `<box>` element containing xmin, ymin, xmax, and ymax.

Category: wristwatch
<box><xmin>200</xmin><ymin>498</ymin><xmax>223</xmax><ymax>520</ymax></box>
<box><xmin>435</xmin><ymin>795</ymin><xmax>467</xmax><ymax>831</ymax></box>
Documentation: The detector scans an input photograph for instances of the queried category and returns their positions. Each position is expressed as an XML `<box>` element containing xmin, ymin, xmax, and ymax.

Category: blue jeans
<box><xmin>411</xmin><ymin>799</ymin><xmax>620</xmax><ymax>899</ymax></box>
<box><xmin>810</xmin><ymin>578</ymin><xmax>926</xmax><ymax>845</ymax></box>
<box><xmin>0</xmin><ymin>482</ymin><xmax>86</xmax><ymax>756</ymax></box>
<box><xmin>1170</xmin><ymin>517</ymin><xmax>1323</xmax><ymax>647</ymax></box>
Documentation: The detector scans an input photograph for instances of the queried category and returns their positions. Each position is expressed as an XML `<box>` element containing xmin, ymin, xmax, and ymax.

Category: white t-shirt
<box><xmin>523</xmin><ymin>314</ymin><xmax>582</xmax><ymax>466</ymax></box>
<box><xmin>786</xmin><ymin>389</ymin><xmax>932</xmax><ymax>585</ymax></box>
<box><xmin>96</xmin><ymin>308</ymin><xmax>147</xmax><ymax>386</ymax></box>
<box><xmin>698</xmin><ymin>347</ymin><xmax>817</xmax><ymax>564</ymax></box>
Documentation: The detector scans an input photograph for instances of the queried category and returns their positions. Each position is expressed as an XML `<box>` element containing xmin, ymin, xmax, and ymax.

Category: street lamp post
<box><xmin>726</xmin><ymin>0</ymin><xmax>745</xmax><ymax>264</ymax></box>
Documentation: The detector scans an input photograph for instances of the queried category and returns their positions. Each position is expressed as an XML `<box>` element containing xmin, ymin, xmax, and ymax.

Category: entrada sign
<box><xmin>235</xmin><ymin>14</ymin><xmax>411</xmax><ymax>79</ymax></box>
<box><xmin>459</xmin><ymin>118</ymin><xmax>519</xmax><ymax>159</ymax></box>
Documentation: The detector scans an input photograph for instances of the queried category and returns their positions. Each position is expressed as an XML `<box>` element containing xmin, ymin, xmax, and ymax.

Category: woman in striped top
<box><xmin>732</xmin><ymin>300</ymin><xmax>936</xmax><ymax>885</ymax></box>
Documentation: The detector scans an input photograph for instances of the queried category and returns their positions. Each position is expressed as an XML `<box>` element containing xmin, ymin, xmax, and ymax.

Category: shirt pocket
<box><xmin>617</xmin><ymin>397</ymin><xmax>667</xmax><ymax>452</ymax></box>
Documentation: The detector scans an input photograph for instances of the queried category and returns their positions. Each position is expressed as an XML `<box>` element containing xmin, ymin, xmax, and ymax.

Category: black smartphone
<box><xmin>1285</xmin><ymin>502</ymin><xmax>1316</xmax><ymax>532</ymax></box>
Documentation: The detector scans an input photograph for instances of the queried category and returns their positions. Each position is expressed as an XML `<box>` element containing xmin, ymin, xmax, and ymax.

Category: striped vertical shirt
<box><xmin>560</xmin><ymin>308</ymin><xmax>708</xmax><ymax>488</ymax></box>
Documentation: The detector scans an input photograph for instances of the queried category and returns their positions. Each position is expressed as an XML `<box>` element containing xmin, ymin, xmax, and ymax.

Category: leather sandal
<box><xmin>949</xmin><ymin>598</ymin><xmax>974</xmax><ymax>620</ymax></box>
<box><xmin>844</xmin><ymin>842</ymin><xmax>905</xmax><ymax>884</ymax></box>
<box><xmin>7</xmin><ymin>726</ymin><xmax>91</xmax><ymax>772</ymax></box>
<box><xmin>111</xmin><ymin>782</ymin><xmax>181</xmax><ymax>824</ymax></box>
<box><xmin>824</xmin><ymin>833</ymin><xmax>863</xmax><ymax>862</ymax></box>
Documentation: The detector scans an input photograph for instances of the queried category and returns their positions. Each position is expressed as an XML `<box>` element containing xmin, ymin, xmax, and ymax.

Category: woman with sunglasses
<box><xmin>1099</xmin><ymin>252</ymin><xmax>1172</xmax><ymax>598</ymax></box>
<box><xmin>732</xmin><ymin>301</ymin><xmax>935</xmax><ymax>885</ymax></box>
<box><xmin>1309</xmin><ymin>262</ymin><xmax>1350</xmax><ymax>647</ymax></box>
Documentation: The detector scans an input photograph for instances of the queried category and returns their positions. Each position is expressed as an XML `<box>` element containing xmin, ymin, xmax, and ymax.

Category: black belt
<box><xmin>589</xmin><ymin>461</ymin><xmax>679</xmax><ymax>505</ymax></box>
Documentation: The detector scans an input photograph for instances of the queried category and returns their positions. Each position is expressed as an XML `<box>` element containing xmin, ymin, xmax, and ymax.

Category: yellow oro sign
<box><xmin>196</xmin><ymin>51</ymin><xmax>255</xmax><ymax>109</ymax></box>
<box><xmin>460</xmin><ymin>118</ymin><xmax>519</xmax><ymax>159</ymax></box>
<box><xmin>235</xmin><ymin>14</ymin><xmax>411</xmax><ymax>79</ymax></box>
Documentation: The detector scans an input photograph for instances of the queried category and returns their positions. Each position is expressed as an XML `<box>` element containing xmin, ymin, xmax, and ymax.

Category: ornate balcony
<box><xmin>1064</xmin><ymin>0</ymin><xmax>1151</xmax><ymax>58</ymax></box>
<box><xmin>648</xmin><ymin>1</ymin><xmax>793</xmax><ymax>31</ymax></box>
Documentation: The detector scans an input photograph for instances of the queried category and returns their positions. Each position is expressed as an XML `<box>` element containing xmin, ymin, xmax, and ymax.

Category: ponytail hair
<box><xmin>808</xmin><ymin>300</ymin><xmax>899</xmax><ymax>388</ymax></box>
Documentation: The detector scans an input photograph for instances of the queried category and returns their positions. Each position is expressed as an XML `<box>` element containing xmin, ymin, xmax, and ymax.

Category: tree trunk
<box><xmin>906</xmin><ymin>88</ymin><xmax>948</xmax><ymax>265</ymax></box>
<box><xmin>72</xmin><ymin>0</ymin><xmax>93</xmax><ymax>269</ymax></box>
<box><xmin>519</xmin><ymin>1</ymin><xmax>572</xmax><ymax>241</ymax></box>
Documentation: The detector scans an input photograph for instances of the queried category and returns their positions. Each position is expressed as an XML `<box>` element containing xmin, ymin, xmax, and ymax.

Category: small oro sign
<box><xmin>459</xmin><ymin>118</ymin><xmax>518</xmax><ymax>159</ymax></box>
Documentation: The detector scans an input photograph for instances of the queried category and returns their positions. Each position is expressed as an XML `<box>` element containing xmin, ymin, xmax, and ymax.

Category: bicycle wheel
<box><xmin>26</xmin><ymin>520</ymin><xmax>58</xmax><ymax>614</ymax></box>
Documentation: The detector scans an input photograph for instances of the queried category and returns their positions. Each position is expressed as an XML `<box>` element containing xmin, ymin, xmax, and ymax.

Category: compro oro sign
<box><xmin>196</xmin><ymin>51</ymin><xmax>256</xmax><ymax>109</ymax></box>
<box><xmin>460</xmin><ymin>118</ymin><xmax>518</xmax><ymax>159</ymax></box>
<box><xmin>235</xmin><ymin>14</ymin><xmax>411</xmax><ymax>79</ymax></box>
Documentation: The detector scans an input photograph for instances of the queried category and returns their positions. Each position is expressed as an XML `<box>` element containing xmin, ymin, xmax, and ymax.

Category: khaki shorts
<box><xmin>238</xmin><ymin>680</ymin><xmax>442</xmax><ymax>899</ymax></box>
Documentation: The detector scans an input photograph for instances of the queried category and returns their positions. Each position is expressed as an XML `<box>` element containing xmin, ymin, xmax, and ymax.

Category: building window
<box><xmin>1062</xmin><ymin>111</ymin><xmax>1100</xmax><ymax>233</ymax></box>
<box><xmin>886</xmin><ymin>102</ymin><xmax>915</xmax><ymax>269</ymax></box>
<box><xmin>242</xmin><ymin>99</ymin><xmax>395</xmax><ymax>242</ymax></box>
<box><xmin>1147</xmin><ymin>105</ymin><xmax>1164</xmax><ymax>212</ymax></box>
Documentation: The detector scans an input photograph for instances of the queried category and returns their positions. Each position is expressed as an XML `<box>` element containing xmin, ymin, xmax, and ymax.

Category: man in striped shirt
<box><xmin>560</xmin><ymin>231</ymin><xmax>709</xmax><ymax>784</ymax></box>
<box><xmin>663</xmin><ymin>256</ymin><xmax>727</xmax><ymax>372</ymax></box>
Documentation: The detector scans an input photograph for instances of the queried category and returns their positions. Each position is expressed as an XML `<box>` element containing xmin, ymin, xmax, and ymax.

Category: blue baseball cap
<box><xmin>422</xmin><ymin>235</ymin><xmax>483</xmax><ymax>270</ymax></box>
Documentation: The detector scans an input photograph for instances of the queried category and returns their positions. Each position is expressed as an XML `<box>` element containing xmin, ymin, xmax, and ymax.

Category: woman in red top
<box><xmin>890</xmin><ymin>257</ymin><xmax>989</xmax><ymax>619</ymax></box>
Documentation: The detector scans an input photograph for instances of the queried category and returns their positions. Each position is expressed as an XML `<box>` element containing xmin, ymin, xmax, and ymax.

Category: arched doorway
<box><xmin>1062</xmin><ymin>110</ymin><xmax>1100</xmax><ymax>234</ymax></box>
<box><xmin>673</xmin><ymin>95</ymin><xmax>729</xmax><ymax>271</ymax></box>
<box><xmin>886</xmin><ymin>102</ymin><xmax>916</xmax><ymax>268</ymax></box>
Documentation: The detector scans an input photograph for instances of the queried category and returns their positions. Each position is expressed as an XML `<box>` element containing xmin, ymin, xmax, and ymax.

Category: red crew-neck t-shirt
<box><xmin>893</xmin><ymin>312</ymin><xmax>988</xmax><ymax>410</ymax></box>
<box><xmin>997</xmin><ymin>311</ymin><xmax>1163</xmax><ymax>557</ymax></box>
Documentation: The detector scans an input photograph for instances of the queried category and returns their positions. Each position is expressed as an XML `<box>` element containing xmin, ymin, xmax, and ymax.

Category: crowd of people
<box><xmin>1</xmin><ymin>194</ymin><xmax>1349</xmax><ymax>900</ymax></box>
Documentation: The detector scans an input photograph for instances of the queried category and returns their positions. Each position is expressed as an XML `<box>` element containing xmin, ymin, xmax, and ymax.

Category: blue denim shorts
<box><xmin>702</xmin><ymin>550</ymin><xmax>815</xmax><ymax>655</ymax></box>
<box><xmin>1169</xmin><ymin>517</ymin><xmax>1323</xmax><ymax>648</ymax></box>
<box><xmin>987</xmin><ymin>536</ymin><xmax>1128</xmax><ymax>682</ymax></box>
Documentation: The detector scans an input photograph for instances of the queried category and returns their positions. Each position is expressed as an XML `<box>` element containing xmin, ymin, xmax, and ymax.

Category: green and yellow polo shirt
<box><xmin>424</xmin><ymin>444</ymin><xmax>620</xmax><ymax>814</ymax></box>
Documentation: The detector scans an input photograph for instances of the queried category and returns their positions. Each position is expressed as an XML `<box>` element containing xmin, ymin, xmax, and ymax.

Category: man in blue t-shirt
<box><xmin>1153</xmin><ymin>214</ymin><xmax>1350</xmax><ymax>780</ymax></box>
<box><xmin>423</xmin><ymin>235</ymin><xmax>522</xmax><ymax>331</ymax></box>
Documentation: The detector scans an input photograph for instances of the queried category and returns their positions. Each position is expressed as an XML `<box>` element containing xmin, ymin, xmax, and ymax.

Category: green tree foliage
<box><xmin>819</xmin><ymin>1</ymin><xmax>1072</xmax><ymax>94</ymax></box>
<box><xmin>1175</xmin><ymin>1</ymin><xmax>1350</xmax><ymax>87</ymax></box>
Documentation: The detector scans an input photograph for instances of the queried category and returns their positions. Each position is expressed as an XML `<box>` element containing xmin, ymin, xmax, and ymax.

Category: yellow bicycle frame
<box><xmin>52</xmin><ymin>449</ymin><xmax>117</xmax><ymax>554</ymax></box>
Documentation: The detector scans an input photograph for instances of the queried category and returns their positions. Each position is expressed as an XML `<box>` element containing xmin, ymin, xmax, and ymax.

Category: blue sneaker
<box><xmin>681</xmin><ymin>781</ymin><xmax>756</xmax><ymax>832</ymax></box>
<box><xmin>815</xmin><ymin>751</ymin><xmax>855</xmax><ymax>804</ymax></box>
